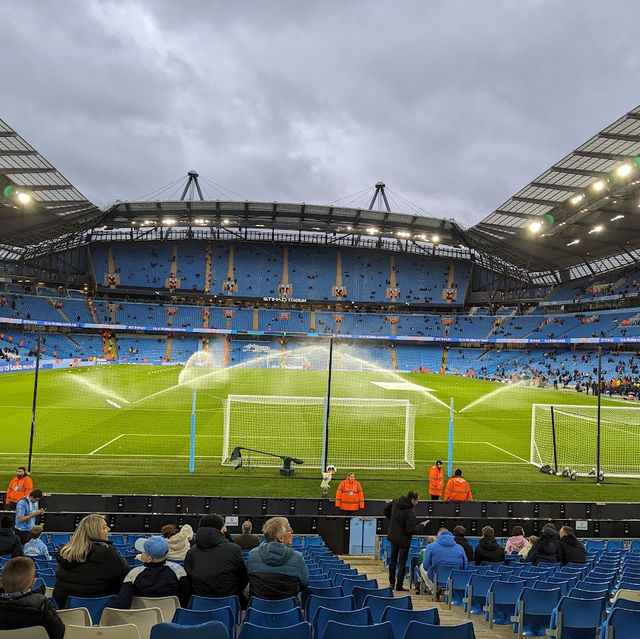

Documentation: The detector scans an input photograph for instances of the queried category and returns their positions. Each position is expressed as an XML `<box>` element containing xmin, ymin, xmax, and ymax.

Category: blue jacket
<box><xmin>247</xmin><ymin>542</ymin><xmax>309</xmax><ymax>600</ymax></box>
<box><xmin>421</xmin><ymin>530</ymin><xmax>468</xmax><ymax>580</ymax></box>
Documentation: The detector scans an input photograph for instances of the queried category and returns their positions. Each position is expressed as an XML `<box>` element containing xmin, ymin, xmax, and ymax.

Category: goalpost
<box><xmin>530</xmin><ymin>404</ymin><xmax>640</xmax><ymax>478</ymax></box>
<box><xmin>222</xmin><ymin>394</ymin><xmax>415</xmax><ymax>470</ymax></box>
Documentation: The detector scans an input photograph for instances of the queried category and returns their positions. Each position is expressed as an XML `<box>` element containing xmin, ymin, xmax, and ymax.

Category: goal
<box><xmin>222</xmin><ymin>394</ymin><xmax>415</xmax><ymax>470</ymax></box>
<box><xmin>530</xmin><ymin>404</ymin><xmax>640</xmax><ymax>477</ymax></box>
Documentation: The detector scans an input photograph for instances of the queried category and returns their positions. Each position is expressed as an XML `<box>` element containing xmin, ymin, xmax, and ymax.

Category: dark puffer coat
<box><xmin>526</xmin><ymin>528</ymin><xmax>560</xmax><ymax>565</ymax></box>
<box><xmin>184</xmin><ymin>527</ymin><xmax>248</xmax><ymax>598</ymax></box>
<box><xmin>474</xmin><ymin>536</ymin><xmax>505</xmax><ymax>564</ymax></box>
<box><xmin>53</xmin><ymin>540</ymin><xmax>129</xmax><ymax>608</ymax></box>
<box><xmin>0</xmin><ymin>586</ymin><xmax>65</xmax><ymax>639</ymax></box>
<box><xmin>383</xmin><ymin>496</ymin><xmax>420</xmax><ymax>548</ymax></box>
<box><xmin>558</xmin><ymin>534</ymin><xmax>586</xmax><ymax>565</ymax></box>
<box><xmin>247</xmin><ymin>542</ymin><xmax>309</xmax><ymax>600</ymax></box>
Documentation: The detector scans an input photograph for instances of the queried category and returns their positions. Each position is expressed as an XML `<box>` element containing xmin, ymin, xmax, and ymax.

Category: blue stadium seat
<box><xmin>380</xmin><ymin>607</ymin><xmax>440</xmax><ymax>639</ymax></box>
<box><xmin>511</xmin><ymin>586</ymin><xmax>562</xmax><ymax>639</ymax></box>
<box><xmin>483</xmin><ymin>579</ymin><xmax>524</xmax><ymax>627</ymax></box>
<box><xmin>321</xmin><ymin>620</ymin><xmax>394</xmax><ymax>639</ymax></box>
<box><xmin>362</xmin><ymin>594</ymin><xmax>412</xmax><ymax>623</ymax></box>
<box><xmin>246</xmin><ymin>596</ymin><xmax>298</xmax><ymax>613</ymax></box>
<box><xmin>66</xmin><ymin>595</ymin><xmax>117</xmax><ymax>625</ymax></box>
<box><xmin>305</xmin><ymin>594</ymin><xmax>355</xmax><ymax>622</ymax></box>
<box><xmin>238</xmin><ymin>621</ymin><xmax>311</xmax><ymax>639</ymax></box>
<box><xmin>172</xmin><ymin>606</ymin><xmax>234</xmax><ymax>638</ymax></box>
<box><xmin>311</xmin><ymin>606</ymin><xmax>372</xmax><ymax>639</ymax></box>
<box><xmin>352</xmin><ymin>586</ymin><xmax>392</xmax><ymax>609</ymax></box>
<box><xmin>188</xmin><ymin>595</ymin><xmax>241</xmax><ymax>625</ymax></box>
<box><xmin>402</xmin><ymin>620</ymin><xmax>475</xmax><ymax>639</ymax></box>
<box><xmin>150</xmin><ymin>620</ymin><xmax>229</xmax><ymax>639</ymax></box>
<box><xmin>244</xmin><ymin>607</ymin><xmax>304</xmax><ymax>628</ymax></box>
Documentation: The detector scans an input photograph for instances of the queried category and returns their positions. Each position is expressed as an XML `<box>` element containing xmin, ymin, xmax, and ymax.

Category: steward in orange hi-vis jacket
<box><xmin>444</xmin><ymin>469</ymin><xmax>473</xmax><ymax>502</ymax></box>
<box><xmin>428</xmin><ymin>460</ymin><xmax>444</xmax><ymax>500</ymax></box>
<box><xmin>335</xmin><ymin>473</ymin><xmax>364</xmax><ymax>511</ymax></box>
<box><xmin>6</xmin><ymin>467</ymin><xmax>33</xmax><ymax>508</ymax></box>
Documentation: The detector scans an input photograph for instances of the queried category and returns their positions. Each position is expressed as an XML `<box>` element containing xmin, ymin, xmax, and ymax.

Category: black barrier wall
<box><xmin>2</xmin><ymin>493</ymin><xmax>639</xmax><ymax>554</ymax></box>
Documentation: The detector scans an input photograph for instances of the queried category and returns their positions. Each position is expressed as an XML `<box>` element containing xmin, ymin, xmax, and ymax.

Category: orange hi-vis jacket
<box><xmin>428</xmin><ymin>465</ymin><xmax>444</xmax><ymax>497</ymax></box>
<box><xmin>444</xmin><ymin>476</ymin><xmax>473</xmax><ymax>501</ymax></box>
<box><xmin>335</xmin><ymin>477</ymin><xmax>364</xmax><ymax>511</ymax></box>
<box><xmin>6</xmin><ymin>475</ymin><xmax>33</xmax><ymax>505</ymax></box>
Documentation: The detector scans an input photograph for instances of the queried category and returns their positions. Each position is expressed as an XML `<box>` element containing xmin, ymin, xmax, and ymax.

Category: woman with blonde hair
<box><xmin>53</xmin><ymin>513</ymin><xmax>129</xmax><ymax>608</ymax></box>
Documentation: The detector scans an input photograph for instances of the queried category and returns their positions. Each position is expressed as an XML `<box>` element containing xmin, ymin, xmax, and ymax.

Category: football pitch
<box><xmin>2</xmin><ymin>364</ymin><xmax>639</xmax><ymax>501</ymax></box>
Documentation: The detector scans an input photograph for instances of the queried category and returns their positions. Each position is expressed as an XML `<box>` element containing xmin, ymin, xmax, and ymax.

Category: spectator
<box><xmin>428</xmin><ymin>460</ymin><xmax>444</xmax><ymax>500</ymax></box>
<box><xmin>23</xmin><ymin>525</ymin><xmax>51</xmax><ymax>560</ymax></box>
<box><xmin>519</xmin><ymin>535</ymin><xmax>537</xmax><ymax>559</ymax></box>
<box><xmin>161</xmin><ymin>523</ymin><xmax>194</xmax><ymax>561</ymax></box>
<box><xmin>444</xmin><ymin>469</ymin><xmax>473</xmax><ymax>501</ymax></box>
<box><xmin>233</xmin><ymin>521</ymin><xmax>261</xmax><ymax>550</ymax></box>
<box><xmin>505</xmin><ymin>525</ymin><xmax>528</xmax><ymax>555</ymax></box>
<box><xmin>184</xmin><ymin>514</ymin><xmax>248</xmax><ymax>602</ymax></box>
<box><xmin>15</xmin><ymin>488</ymin><xmax>44</xmax><ymax>544</ymax></box>
<box><xmin>53</xmin><ymin>513</ymin><xmax>129</xmax><ymax>608</ymax></box>
<box><xmin>558</xmin><ymin>525</ymin><xmax>586</xmax><ymax>565</ymax></box>
<box><xmin>420</xmin><ymin>527</ymin><xmax>468</xmax><ymax>594</ymax></box>
<box><xmin>115</xmin><ymin>536</ymin><xmax>190</xmax><ymax>608</ymax></box>
<box><xmin>0</xmin><ymin>516</ymin><xmax>22</xmax><ymax>558</ymax></box>
<box><xmin>0</xmin><ymin>557</ymin><xmax>65</xmax><ymax>639</ymax></box>
<box><xmin>474</xmin><ymin>526</ymin><xmax>505</xmax><ymax>564</ymax></box>
<box><xmin>335</xmin><ymin>472</ymin><xmax>364</xmax><ymax>511</ymax></box>
<box><xmin>452</xmin><ymin>525</ymin><xmax>474</xmax><ymax>562</ymax></box>
<box><xmin>6</xmin><ymin>467</ymin><xmax>33</xmax><ymax>510</ymax></box>
<box><xmin>247</xmin><ymin>516</ymin><xmax>308</xmax><ymax>600</ymax></box>
<box><xmin>525</xmin><ymin>527</ymin><xmax>560</xmax><ymax>565</ymax></box>
<box><xmin>383</xmin><ymin>490</ymin><xmax>428</xmax><ymax>591</ymax></box>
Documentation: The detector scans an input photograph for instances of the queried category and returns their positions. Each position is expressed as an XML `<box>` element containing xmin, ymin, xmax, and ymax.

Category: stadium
<box><xmin>3</xmin><ymin>100</ymin><xmax>640</xmax><ymax>638</ymax></box>
<box><xmin>2</xmin><ymin>104</ymin><xmax>640</xmax><ymax>502</ymax></box>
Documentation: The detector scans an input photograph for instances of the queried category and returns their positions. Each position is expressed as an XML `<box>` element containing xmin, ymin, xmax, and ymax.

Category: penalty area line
<box><xmin>89</xmin><ymin>434</ymin><xmax>125</xmax><ymax>456</ymax></box>
<box><xmin>483</xmin><ymin>442</ymin><xmax>529</xmax><ymax>463</ymax></box>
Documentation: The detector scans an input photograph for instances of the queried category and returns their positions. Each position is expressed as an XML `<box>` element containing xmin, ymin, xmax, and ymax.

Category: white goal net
<box><xmin>530</xmin><ymin>404</ymin><xmax>640</xmax><ymax>477</ymax></box>
<box><xmin>222</xmin><ymin>394</ymin><xmax>415</xmax><ymax>469</ymax></box>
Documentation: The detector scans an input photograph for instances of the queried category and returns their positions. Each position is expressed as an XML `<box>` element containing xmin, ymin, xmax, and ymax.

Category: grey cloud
<box><xmin>1</xmin><ymin>0</ymin><xmax>639</xmax><ymax>225</ymax></box>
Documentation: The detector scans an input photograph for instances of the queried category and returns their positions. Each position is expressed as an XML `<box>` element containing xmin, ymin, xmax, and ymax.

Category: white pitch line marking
<box><xmin>483</xmin><ymin>441</ymin><xmax>529</xmax><ymax>463</ymax></box>
<box><xmin>89</xmin><ymin>434</ymin><xmax>125</xmax><ymax>455</ymax></box>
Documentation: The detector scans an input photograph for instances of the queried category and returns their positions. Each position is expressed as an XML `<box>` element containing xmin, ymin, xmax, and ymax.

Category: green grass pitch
<box><xmin>2</xmin><ymin>364</ymin><xmax>639</xmax><ymax>501</ymax></box>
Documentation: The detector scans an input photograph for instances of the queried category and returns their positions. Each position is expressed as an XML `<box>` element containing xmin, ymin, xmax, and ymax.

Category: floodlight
<box><xmin>431</xmin><ymin>234</ymin><xmax>440</xmax><ymax>243</ymax></box>
<box><xmin>567</xmin><ymin>239</ymin><xmax>580</xmax><ymax>246</ymax></box>
<box><xmin>418</xmin><ymin>234</ymin><xmax>427</xmax><ymax>241</ymax></box>
<box><xmin>592</xmin><ymin>180</ymin><xmax>605</xmax><ymax>192</ymax></box>
<box><xmin>17</xmin><ymin>192</ymin><xmax>31</xmax><ymax>204</ymax></box>
<box><xmin>366</xmin><ymin>227</ymin><xmax>378</xmax><ymax>234</ymax></box>
<box><xmin>617</xmin><ymin>164</ymin><xmax>632</xmax><ymax>177</ymax></box>
<box><xmin>528</xmin><ymin>221</ymin><xmax>542</xmax><ymax>233</ymax></box>
<box><xmin>162</xmin><ymin>218</ymin><xmax>176</xmax><ymax>225</ymax></box>
<box><xmin>222</xmin><ymin>218</ymin><xmax>230</xmax><ymax>225</ymax></box>
<box><xmin>610</xmin><ymin>214</ymin><xmax>624</xmax><ymax>221</ymax></box>
<box><xmin>396</xmin><ymin>231</ymin><xmax>411</xmax><ymax>238</ymax></box>
<box><xmin>570</xmin><ymin>194</ymin><xmax>584</xmax><ymax>205</ymax></box>
<box><xmin>588</xmin><ymin>225</ymin><xmax>603</xmax><ymax>234</ymax></box>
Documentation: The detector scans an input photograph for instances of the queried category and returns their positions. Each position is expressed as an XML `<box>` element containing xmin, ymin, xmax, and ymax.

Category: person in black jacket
<box><xmin>474</xmin><ymin>526</ymin><xmax>505</xmax><ymax>564</ymax></box>
<box><xmin>558</xmin><ymin>525</ymin><xmax>586</xmax><ymax>565</ymax></box>
<box><xmin>0</xmin><ymin>516</ymin><xmax>23</xmax><ymax>558</ymax></box>
<box><xmin>115</xmin><ymin>535</ymin><xmax>190</xmax><ymax>608</ymax></box>
<box><xmin>525</xmin><ymin>526</ymin><xmax>560</xmax><ymax>565</ymax></box>
<box><xmin>0</xmin><ymin>557</ymin><xmax>65</xmax><ymax>639</ymax></box>
<box><xmin>53</xmin><ymin>513</ymin><xmax>129</xmax><ymax>608</ymax></box>
<box><xmin>383</xmin><ymin>490</ymin><xmax>428</xmax><ymax>591</ymax></box>
<box><xmin>184</xmin><ymin>514</ymin><xmax>248</xmax><ymax>604</ymax></box>
<box><xmin>453</xmin><ymin>525</ymin><xmax>474</xmax><ymax>562</ymax></box>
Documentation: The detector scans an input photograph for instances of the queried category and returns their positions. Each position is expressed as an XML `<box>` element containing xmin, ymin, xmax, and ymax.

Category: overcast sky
<box><xmin>2</xmin><ymin>1</ymin><xmax>639</xmax><ymax>227</ymax></box>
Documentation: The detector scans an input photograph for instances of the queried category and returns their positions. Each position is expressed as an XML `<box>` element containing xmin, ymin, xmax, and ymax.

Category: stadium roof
<box><xmin>1</xmin><ymin>106</ymin><xmax>640</xmax><ymax>283</ymax></box>
<box><xmin>0</xmin><ymin>118</ymin><xmax>101</xmax><ymax>257</ymax></box>
<box><xmin>470</xmin><ymin>104</ymin><xmax>640</xmax><ymax>278</ymax></box>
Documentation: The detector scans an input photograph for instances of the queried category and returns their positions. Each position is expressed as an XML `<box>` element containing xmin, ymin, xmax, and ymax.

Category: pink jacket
<box><xmin>505</xmin><ymin>534</ymin><xmax>528</xmax><ymax>554</ymax></box>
